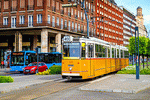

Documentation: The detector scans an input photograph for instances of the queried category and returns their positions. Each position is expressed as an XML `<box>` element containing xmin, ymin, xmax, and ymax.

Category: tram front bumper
<box><xmin>62</xmin><ymin>73</ymin><xmax>82</xmax><ymax>79</ymax></box>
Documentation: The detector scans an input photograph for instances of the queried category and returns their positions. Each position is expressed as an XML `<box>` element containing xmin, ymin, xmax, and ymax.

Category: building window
<box><xmin>61</xmin><ymin>18</ymin><xmax>63</xmax><ymax>29</ymax></box>
<box><xmin>71</xmin><ymin>8</ymin><xmax>73</xmax><ymax>15</ymax></box>
<box><xmin>12</xmin><ymin>0</ymin><xmax>17</xmax><ymax>11</ymax></box>
<box><xmin>72</xmin><ymin>22</ymin><xmax>74</xmax><ymax>30</ymax></box>
<box><xmin>75</xmin><ymin>23</ymin><xmax>77</xmax><ymax>32</ymax></box>
<box><xmin>37</xmin><ymin>0</ymin><xmax>43</xmax><ymax>6</ymax></box>
<box><xmin>78</xmin><ymin>11</ymin><xmax>80</xmax><ymax>18</ymax></box>
<box><xmin>56</xmin><ymin>2</ymin><xmax>59</xmax><ymax>10</ymax></box>
<box><xmin>19</xmin><ymin>15</ymin><xmax>25</xmax><ymax>24</ymax></box>
<box><xmin>11</xmin><ymin>16</ymin><xmax>16</xmax><ymax>28</ymax></box>
<box><xmin>3</xmin><ymin>17</ymin><xmax>8</xmax><ymax>25</ymax></box>
<box><xmin>4</xmin><ymin>1</ymin><xmax>9</xmax><ymax>9</ymax></box>
<box><xmin>28</xmin><ymin>0</ymin><xmax>34</xmax><ymax>10</ymax></box>
<box><xmin>37</xmin><ymin>14</ymin><xmax>42</xmax><ymax>23</ymax></box>
<box><xmin>68</xmin><ymin>21</ymin><xmax>70</xmax><ymax>31</ymax></box>
<box><xmin>28</xmin><ymin>15</ymin><xmax>33</xmax><ymax>27</ymax></box>
<box><xmin>65</xmin><ymin>20</ymin><xmax>67</xmax><ymax>29</ymax></box>
<box><xmin>52</xmin><ymin>16</ymin><xmax>55</xmax><ymax>27</ymax></box>
<box><xmin>47</xmin><ymin>15</ymin><xmax>50</xmax><ymax>24</ymax></box>
<box><xmin>47</xmin><ymin>0</ymin><xmax>50</xmax><ymax>7</ymax></box>
<box><xmin>57</xmin><ymin>17</ymin><xmax>59</xmax><ymax>26</ymax></box>
<box><xmin>20</xmin><ymin>0</ymin><xmax>25</xmax><ymax>8</ymax></box>
<box><xmin>78</xmin><ymin>24</ymin><xmax>80</xmax><ymax>31</ymax></box>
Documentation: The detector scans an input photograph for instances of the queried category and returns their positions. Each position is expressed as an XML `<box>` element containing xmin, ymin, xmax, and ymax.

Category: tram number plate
<box><xmin>68</xmin><ymin>65</ymin><xmax>74</xmax><ymax>67</ymax></box>
<box><xmin>25</xmin><ymin>70</ymin><xmax>30</xmax><ymax>72</ymax></box>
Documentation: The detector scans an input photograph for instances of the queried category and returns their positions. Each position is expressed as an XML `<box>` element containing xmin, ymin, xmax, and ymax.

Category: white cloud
<box><xmin>144</xmin><ymin>15</ymin><xmax>150</xmax><ymax>24</ymax></box>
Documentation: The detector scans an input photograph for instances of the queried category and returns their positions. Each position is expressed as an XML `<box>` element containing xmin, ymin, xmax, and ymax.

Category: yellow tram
<box><xmin>62</xmin><ymin>36</ymin><xmax>129</xmax><ymax>80</ymax></box>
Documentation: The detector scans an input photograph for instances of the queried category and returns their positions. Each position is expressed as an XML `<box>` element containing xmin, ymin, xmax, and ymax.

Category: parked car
<box><xmin>23</xmin><ymin>62</ymin><xmax>48</xmax><ymax>75</ymax></box>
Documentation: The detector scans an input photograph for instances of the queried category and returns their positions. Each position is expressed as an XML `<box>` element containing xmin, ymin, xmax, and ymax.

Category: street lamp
<box><xmin>135</xmin><ymin>26</ymin><xmax>140</xmax><ymax>79</ymax></box>
<box><xmin>35</xmin><ymin>47</ymin><xmax>39</xmax><ymax>73</ymax></box>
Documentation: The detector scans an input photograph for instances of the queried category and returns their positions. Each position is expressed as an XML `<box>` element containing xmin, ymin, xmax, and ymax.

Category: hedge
<box><xmin>36</xmin><ymin>65</ymin><xmax>61</xmax><ymax>75</ymax></box>
<box><xmin>0</xmin><ymin>76</ymin><xmax>14</xmax><ymax>83</ymax></box>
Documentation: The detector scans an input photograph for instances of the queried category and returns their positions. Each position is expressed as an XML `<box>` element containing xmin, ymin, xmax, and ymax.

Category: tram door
<box><xmin>88</xmin><ymin>44</ymin><xmax>94</xmax><ymax>76</ymax></box>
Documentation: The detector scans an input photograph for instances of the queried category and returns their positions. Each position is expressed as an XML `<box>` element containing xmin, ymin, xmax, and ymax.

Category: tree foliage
<box><xmin>129</xmin><ymin>36</ymin><xmax>147</xmax><ymax>55</ymax></box>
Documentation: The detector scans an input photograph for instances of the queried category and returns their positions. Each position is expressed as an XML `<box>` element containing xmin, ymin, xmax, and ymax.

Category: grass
<box><xmin>117</xmin><ymin>64</ymin><xmax>150</xmax><ymax>75</ymax></box>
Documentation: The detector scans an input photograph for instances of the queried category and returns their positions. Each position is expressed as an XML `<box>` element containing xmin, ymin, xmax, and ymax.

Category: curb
<box><xmin>0</xmin><ymin>78</ymin><xmax>61</xmax><ymax>94</ymax></box>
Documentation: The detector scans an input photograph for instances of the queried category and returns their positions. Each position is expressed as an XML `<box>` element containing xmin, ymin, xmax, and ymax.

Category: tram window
<box><xmin>108</xmin><ymin>48</ymin><xmax>110</xmax><ymax>58</ymax></box>
<box><xmin>81</xmin><ymin>43</ymin><xmax>85</xmax><ymax>58</ymax></box>
<box><xmin>112</xmin><ymin>48</ymin><xmax>114</xmax><ymax>58</ymax></box>
<box><xmin>121</xmin><ymin>50</ymin><xmax>123</xmax><ymax>58</ymax></box>
<box><xmin>63</xmin><ymin>43</ymin><xmax>81</xmax><ymax>57</ymax></box>
<box><xmin>124</xmin><ymin>51</ymin><xmax>129</xmax><ymax>58</ymax></box>
<box><xmin>88</xmin><ymin>44</ymin><xmax>94</xmax><ymax>58</ymax></box>
<box><xmin>95</xmin><ymin>45</ymin><xmax>106</xmax><ymax>58</ymax></box>
<box><xmin>117</xmin><ymin>49</ymin><xmax>119</xmax><ymax>58</ymax></box>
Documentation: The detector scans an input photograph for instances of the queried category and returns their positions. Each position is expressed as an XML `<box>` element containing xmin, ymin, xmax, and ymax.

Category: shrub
<box><xmin>36</xmin><ymin>65</ymin><xmax>61</xmax><ymax>75</ymax></box>
<box><xmin>49</xmin><ymin>65</ymin><xmax>61</xmax><ymax>74</ymax></box>
<box><xmin>0</xmin><ymin>76</ymin><xmax>14</xmax><ymax>83</ymax></box>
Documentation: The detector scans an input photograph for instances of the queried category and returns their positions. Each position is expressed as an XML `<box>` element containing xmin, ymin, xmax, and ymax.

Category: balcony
<box><xmin>27</xmin><ymin>5</ymin><xmax>34</xmax><ymax>10</ymax></box>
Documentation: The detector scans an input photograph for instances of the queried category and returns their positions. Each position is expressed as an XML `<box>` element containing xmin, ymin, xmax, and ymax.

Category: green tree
<box><xmin>129</xmin><ymin>36</ymin><xmax>147</xmax><ymax>69</ymax></box>
<box><xmin>146</xmin><ymin>38</ymin><xmax>150</xmax><ymax>68</ymax></box>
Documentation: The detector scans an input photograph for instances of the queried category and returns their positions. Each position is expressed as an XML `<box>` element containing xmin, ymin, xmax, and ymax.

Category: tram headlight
<box><xmin>69</xmin><ymin>67</ymin><xmax>72</xmax><ymax>71</ymax></box>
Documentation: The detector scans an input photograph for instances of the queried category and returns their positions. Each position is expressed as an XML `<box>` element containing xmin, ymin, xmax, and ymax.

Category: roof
<box><xmin>137</xmin><ymin>6</ymin><xmax>142</xmax><ymax>9</ymax></box>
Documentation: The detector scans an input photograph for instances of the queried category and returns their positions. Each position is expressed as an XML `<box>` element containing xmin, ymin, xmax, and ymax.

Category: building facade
<box><xmin>120</xmin><ymin>6</ymin><xmax>136</xmax><ymax>46</ymax></box>
<box><xmin>136</xmin><ymin>6</ymin><xmax>147</xmax><ymax>37</ymax></box>
<box><xmin>0</xmin><ymin>0</ymin><xmax>96</xmax><ymax>63</ymax></box>
<box><xmin>95</xmin><ymin>0</ymin><xmax>123</xmax><ymax>45</ymax></box>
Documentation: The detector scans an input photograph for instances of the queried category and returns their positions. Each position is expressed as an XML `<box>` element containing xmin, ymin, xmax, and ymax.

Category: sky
<box><xmin>115</xmin><ymin>0</ymin><xmax>150</xmax><ymax>32</ymax></box>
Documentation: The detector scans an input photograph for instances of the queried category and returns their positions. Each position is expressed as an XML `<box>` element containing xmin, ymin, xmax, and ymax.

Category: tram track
<box><xmin>0</xmin><ymin>78</ymin><xmax>88</xmax><ymax>100</ymax></box>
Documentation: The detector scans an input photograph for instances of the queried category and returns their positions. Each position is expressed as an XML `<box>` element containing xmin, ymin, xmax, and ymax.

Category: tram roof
<box><xmin>80</xmin><ymin>37</ymin><xmax>110</xmax><ymax>45</ymax></box>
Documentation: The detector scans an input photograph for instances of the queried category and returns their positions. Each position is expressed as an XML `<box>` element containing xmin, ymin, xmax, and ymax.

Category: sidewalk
<box><xmin>79</xmin><ymin>74</ymin><xmax>150</xmax><ymax>93</ymax></box>
<box><xmin>0</xmin><ymin>68</ymin><xmax>11</xmax><ymax>75</ymax></box>
<box><xmin>0</xmin><ymin>75</ymin><xmax>61</xmax><ymax>94</ymax></box>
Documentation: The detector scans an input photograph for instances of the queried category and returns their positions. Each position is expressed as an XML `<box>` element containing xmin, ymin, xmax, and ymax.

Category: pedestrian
<box><xmin>1</xmin><ymin>61</ymin><xmax>4</xmax><ymax>69</ymax></box>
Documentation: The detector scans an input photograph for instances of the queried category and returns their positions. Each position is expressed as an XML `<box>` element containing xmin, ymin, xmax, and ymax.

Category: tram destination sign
<box><xmin>63</xmin><ymin>36</ymin><xmax>73</xmax><ymax>42</ymax></box>
<box><xmin>12</xmin><ymin>52</ymin><xmax>24</xmax><ymax>56</ymax></box>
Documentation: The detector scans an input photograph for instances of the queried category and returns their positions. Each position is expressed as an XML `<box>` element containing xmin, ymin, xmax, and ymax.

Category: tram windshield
<box><xmin>11</xmin><ymin>54</ymin><xmax>24</xmax><ymax>66</ymax></box>
<box><xmin>63</xmin><ymin>42</ymin><xmax>81</xmax><ymax>58</ymax></box>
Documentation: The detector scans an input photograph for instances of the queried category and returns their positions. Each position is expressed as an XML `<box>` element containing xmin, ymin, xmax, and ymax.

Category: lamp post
<box><xmin>135</xmin><ymin>26</ymin><xmax>140</xmax><ymax>79</ymax></box>
<box><xmin>35</xmin><ymin>47</ymin><xmax>39</xmax><ymax>73</ymax></box>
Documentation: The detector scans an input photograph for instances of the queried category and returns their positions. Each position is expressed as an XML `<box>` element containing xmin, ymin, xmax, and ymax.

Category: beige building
<box><xmin>136</xmin><ymin>6</ymin><xmax>147</xmax><ymax>37</ymax></box>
